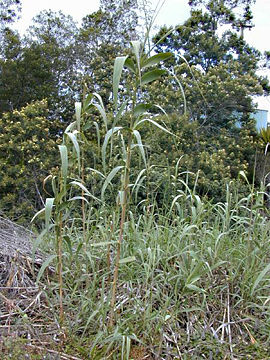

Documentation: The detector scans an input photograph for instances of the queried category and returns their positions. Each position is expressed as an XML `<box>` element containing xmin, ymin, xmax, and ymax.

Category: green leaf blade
<box><xmin>141</xmin><ymin>69</ymin><xmax>166</xmax><ymax>86</ymax></box>
<box><xmin>142</xmin><ymin>52</ymin><xmax>172</xmax><ymax>69</ymax></box>
<box><xmin>101</xmin><ymin>165</ymin><xmax>124</xmax><ymax>201</ymax></box>
<box><xmin>113</xmin><ymin>56</ymin><xmax>128</xmax><ymax>111</ymax></box>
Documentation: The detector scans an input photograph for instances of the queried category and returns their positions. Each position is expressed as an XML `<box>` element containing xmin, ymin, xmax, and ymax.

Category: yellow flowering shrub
<box><xmin>0</xmin><ymin>100</ymin><xmax>62</xmax><ymax>223</ymax></box>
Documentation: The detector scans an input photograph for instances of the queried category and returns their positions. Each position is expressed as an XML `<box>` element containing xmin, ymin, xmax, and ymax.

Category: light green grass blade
<box><xmin>92</xmin><ymin>121</ymin><xmax>101</xmax><ymax>153</ymax></box>
<box><xmin>131</xmin><ymin>40</ymin><xmax>141</xmax><ymax>71</ymax></box>
<box><xmin>114</xmin><ymin>99</ymin><xmax>128</xmax><ymax>126</ymax></box>
<box><xmin>45</xmin><ymin>198</ymin><xmax>54</xmax><ymax>231</ymax></box>
<box><xmin>135</xmin><ymin>118</ymin><xmax>174</xmax><ymax>136</ymax></box>
<box><xmin>93</xmin><ymin>93</ymin><xmax>107</xmax><ymax>131</ymax></box>
<box><xmin>75</xmin><ymin>102</ymin><xmax>82</xmax><ymax>132</ymax></box>
<box><xmin>101</xmin><ymin>165</ymin><xmax>124</xmax><ymax>201</ymax></box>
<box><xmin>251</xmin><ymin>263</ymin><xmax>270</xmax><ymax>296</ymax></box>
<box><xmin>132</xmin><ymin>169</ymin><xmax>146</xmax><ymax>194</ymax></box>
<box><xmin>113</xmin><ymin>56</ymin><xmax>128</xmax><ymax>111</ymax></box>
<box><xmin>64</xmin><ymin>121</ymin><xmax>76</xmax><ymax>134</ymax></box>
<box><xmin>102</xmin><ymin>127</ymin><xmax>122</xmax><ymax>172</ymax></box>
<box><xmin>185</xmin><ymin>284</ymin><xmax>206</xmax><ymax>293</ymax></box>
<box><xmin>68</xmin><ymin>196</ymin><xmax>89</xmax><ymax>204</ymax></box>
<box><xmin>31</xmin><ymin>207</ymin><xmax>45</xmax><ymax>223</ymax></box>
<box><xmin>132</xmin><ymin>130</ymin><xmax>146</xmax><ymax>166</ymax></box>
<box><xmin>87</xmin><ymin>167</ymin><xmax>105</xmax><ymax>178</ymax></box>
<box><xmin>70</xmin><ymin>181</ymin><xmax>101</xmax><ymax>202</ymax></box>
<box><xmin>168</xmin><ymin>70</ymin><xmax>187</xmax><ymax>114</ymax></box>
<box><xmin>66</xmin><ymin>131</ymin><xmax>80</xmax><ymax>169</ymax></box>
<box><xmin>58</xmin><ymin>145</ymin><xmax>68</xmax><ymax>182</ymax></box>
<box><xmin>90</xmin><ymin>241</ymin><xmax>116</xmax><ymax>247</ymax></box>
<box><xmin>119</xmin><ymin>256</ymin><xmax>136</xmax><ymax>264</ymax></box>
<box><xmin>36</xmin><ymin>254</ymin><xmax>57</xmax><ymax>283</ymax></box>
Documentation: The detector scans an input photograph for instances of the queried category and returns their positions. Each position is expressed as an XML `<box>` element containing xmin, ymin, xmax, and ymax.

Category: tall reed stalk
<box><xmin>91</xmin><ymin>41</ymin><xmax>175</xmax><ymax>325</ymax></box>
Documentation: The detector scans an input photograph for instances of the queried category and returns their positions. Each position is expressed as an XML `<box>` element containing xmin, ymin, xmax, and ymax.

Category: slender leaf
<box><xmin>31</xmin><ymin>207</ymin><xmax>45</xmax><ymax>223</ymax></box>
<box><xmin>36</xmin><ymin>255</ymin><xmax>57</xmax><ymax>283</ymax></box>
<box><xmin>168</xmin><ymin>70</ymin><xmax>187</xmax><ymax>114</ymax></box>
<box><xmin>124</xmin><ymin>57</ymin><xmax>136</xmax><ymax>73</ymax></box>
<box><xmin>114</xmin><ymin>99</ymin><xmax>128</xmax><ymax>125</ymax></box>
<box><xmin>142</xmin><ymin>52</ymin><xmax>172</xmax><ymax>69</ymax></box>
<box><xmin>58</xmin><ymin>145</ymin><xmax>68</xmax><ymax>182</ymax></box>
<box><xmin>118</xmin><ymin>190</ymin><xmax>125</xmax><ymax>205</ymax></box>
<box><xmin>64</xmin><ymin>121</ymin><xmax>76</xmax><ymax>134</ymax></box>
<box><xmin>134</xmin><ymin>103</ymin><xmax>152</xmax><ymax>117</ymax></box>
<box><xmin>131</xmin><ymin>40</ymin><xmax>141</xmax><ymax>72</ymax></box>
<box><xmin>87</xmin><ymin>167</ymin><xmax>105</xmax><ymax>178</ymax></box>
<box><xmin>101</xmin><ymin>166</ymin><xmax>124</xmax><ymax>200</ymax></box>
<box><xmin>251</xmin><ymin>263</ymin><xmax>270</xmax><ymax>295</ymax></box>
<box><xmin>141</xmin><ymin>69</ymin><xmax>166</xmax><ymax>86</ymax></box>
<box><xmin>75</xmin><ymin>102</ymin><xmax>82</xmax><ymax>132</ymax></box>
<box><xmin>68</xmin><ymin>196</ymin><xmax>89</xmax><ymax>204</ymax></box>
<box><xmin>132</xmin><ymin>169</ymin><xmax>146</xmax><ymax>193</ymax></box>
<box><xmin>93</xmin><ymin>121</ymin><xmax>101</xmax><ymax>153</ymax></box>
<box><xmin>185</xmin><ymin>284</ymin><xmax>206</xmax><ymax>293</ymax></box>
<box><xmin>70</xmin><ymin>181</ymin><xmax>99</xmax><ymax>201</ymax></box>
<box><xmin>102</xmin><ymin>127</ymin><xmax>122</xmax><ymax>172</ymax></box>
<box><xmin>119</xmin><ymin>256</ymin><xmax>136</xmax><ymax>264</ymax></box>
<box><xmin>90</xmin><ymin>241</ymin><xmax>116</xmax><ymax>247</ymax></box>
<box><xmin>93</xmin><ymin>103</ymin><xmax>108</xmax><ymax>131</ymax></box>
<box><xmin>132</xmin><ymin>130</ymin><xmax>146</xmax><ymax>166</ymax></box>
<box><xmin>93</xmin><ymin>93</ymin><xmax>107</xmax><ymax>131</ymax></box>
<box><xmin>45</xmin><ymin>198</ymin><xmax>54</xmax><ymax>231</ymax></box>
<box><xmin>82</xmin><ymin>93</ymin><xmax>93</xmax><ymax>112</ymax></box>
<box><xmin>135</xmin><ymin>118</ymin><xmax>174</xmax><ymax>136</ymax></box>
<box><xmin>113</xmin><ymin>56</ymin><xmax>128</xmax><ymax>111</ymax></box>
<box><xmin>32</xmin><ymin>225</ymin><xmax>55</xmax><ymax>257</ymax></box>
<box><xmin>66</xmin><ymin>131</ymin><xmax>80</xmax><ymax>168</ymax></box>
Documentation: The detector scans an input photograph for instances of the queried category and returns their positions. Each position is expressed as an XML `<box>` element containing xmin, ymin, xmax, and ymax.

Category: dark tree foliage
<box><xmin>76</xmin><ymin>0</ymin><xmax>139</xmax><ymax>105</ymax></box>
<box><xmin>0</xmin><ymin>10</ymin><xmax>78</xmax><ymax>120</ymax></box>
<box><xmin>152</xmin><ymin>0</ymin><xmax>268</xmax><ymax>129</ymax></box>
<box><xmin>0</xmin><ymin>0</ymin><xmax>21</xmax><ymax>25</ymax></box>
<box><xmin>0</xmin><ymin>0</ymin><xmax>21</xmax><ymax>57</ymax></box>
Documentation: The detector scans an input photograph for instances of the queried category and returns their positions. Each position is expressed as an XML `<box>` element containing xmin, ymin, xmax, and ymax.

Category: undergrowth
<box><xmin>3</xmin><ymin>185</ymin><xmax>269</xmax><ymax>359</ymax></box>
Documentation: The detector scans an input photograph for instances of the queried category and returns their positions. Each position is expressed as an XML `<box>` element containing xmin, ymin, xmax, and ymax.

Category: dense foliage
<box><xmin>0</xmin><ymin>100</ymin><xmax>61</xmax><ymax>221</ymax></box>
<box><xmin>0</xmin><ymin>0</ymin><xmax>269</xmax><ymax>221</ymax></box>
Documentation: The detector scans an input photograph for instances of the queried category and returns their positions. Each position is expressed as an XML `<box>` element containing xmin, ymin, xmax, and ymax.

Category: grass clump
<box><xmin>10</xmin><ymin>180</ymin><xmax>268</xmax><ymax>359</ymax></box>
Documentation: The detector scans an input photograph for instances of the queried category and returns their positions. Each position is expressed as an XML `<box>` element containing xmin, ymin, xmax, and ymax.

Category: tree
<box><xmin>0</xmin><ymin>10</ymin><xmax>78</xmax><ymax>120</ymax></box>
<box><xmin>0</xmin><ymin>0</ymin><xmax>21</xmax><ymax>25</ymax></box>
<box><xmin>152</xmin><ymin>0</ymin><xmax>267</xmax><ymax>129</ymax></box>
<box><xmin>0</xmin><ymin>0</ymin><xmax>21</xmax><ymax>57</ymax></box>
<box><xmin>76</xmin><ymin>0</ymin><xmax>139</xmax><ymax>105</ymax></box>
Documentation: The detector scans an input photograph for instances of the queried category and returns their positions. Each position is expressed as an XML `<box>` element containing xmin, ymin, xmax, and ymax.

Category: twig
<box><xmin>0</xmin><ymin>287</ymin><xmax>38</xmax><ymax>290</ymax></box>
<box><xmin>227</xmin><ymin>285</ymin><xmax>234</xmax><ymax>360</ymax></box>
<box><xmin>169</xmin><ymin>325</ymin><xmax>183</xmax><ymax>359</ymax></box>
<box><xmin>221</xmin><ymin>306</ymin><xmax>226</xmax><ymax>343</ymax></box>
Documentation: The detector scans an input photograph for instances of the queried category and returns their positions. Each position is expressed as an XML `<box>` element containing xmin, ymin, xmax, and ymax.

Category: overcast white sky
<box><xmin>14</xmin><ymin>0</ymin><xmax>270</xmax><ymax>53</ymax></box>
<box><xmin>13</xmin><ymin>0</ymin><xmax>270</xmax><ymax>111</ymax></box>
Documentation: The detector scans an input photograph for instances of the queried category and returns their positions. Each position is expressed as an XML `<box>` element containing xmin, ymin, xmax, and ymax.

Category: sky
<box><xmin>13</xmin><ymin>0</ymin><xmax>270</xmax><ymax>112</ymax></box>
<box><xmin>14</xmin><ymin>0</ymin><xmax>270</xmax><ymax>53</ymax></box>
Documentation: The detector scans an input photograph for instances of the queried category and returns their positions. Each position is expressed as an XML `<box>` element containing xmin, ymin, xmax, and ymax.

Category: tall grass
<box><xmin>28</xmin><ymin>41</ymin><xmax>270</xmax><ymax>358</ymax></box>
<box><xmin>32</xmin><ymin>167</ymin><xmax>270</xmax><ymax>358</ymax></box>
